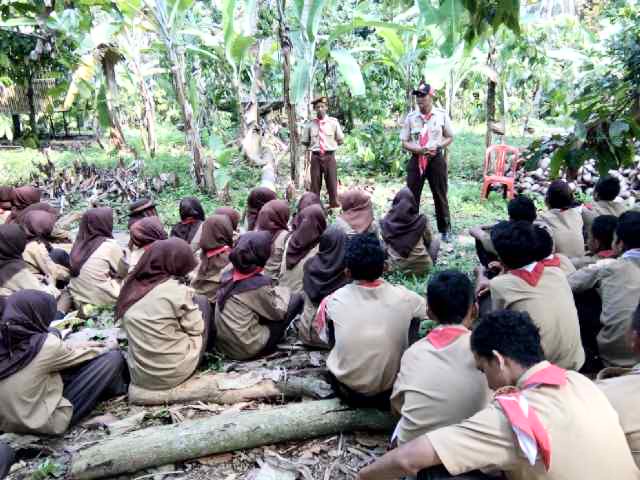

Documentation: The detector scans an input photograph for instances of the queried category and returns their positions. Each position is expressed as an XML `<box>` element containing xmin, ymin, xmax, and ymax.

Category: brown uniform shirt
<box><xmin>582</xmin><ymin>200</ymin><xmax>627</xmax><ymax>233</ymax></box>
<box><xmin>391</xmin><ymin>332</ymin><xmax>490</xmax><ymax>445</ymax></box>
<box><xmin>383</xmin><ymin>222</ymin><xmax>433</xmax><ymax>277</ymax></box>
<box><xmin>123</xmin><ymin>245</ymin><xmax>145</xmax><ymax>274</ymax></box>
<box><xmin>568</xmin><ymin>254</ymin><xmax>640</xmax><ymax>366</ymax></box>
<box><xmin>399</xmin><ymin>108</ymin><xmax>454</xmax><ymax>147</ymax></box>
<box><xmin>69</xmin><ymin>240</ymin><xmax>126</xmax><ymax>306</ymax></box>
<box><xmin>301</xmin><ymin>116</ymin><xmax>344</xmax><ymax>152</ymax></box>
<box><xmin>122</xmin><ymin>278</ymin><xmax>204</xmax><ymax>390</ymax></box>
<box><xmin>537</xmin><ymin>208</ymin><xmax>585</xmax><ymax>258</ymax></box>
<box><xmin>428</xmin><ymin>362</ymin><xmax>639</xmax><ymax>479</ymax></box>
<box><xmin>334</xmin><ymin>216</ymin><xmax>379</xmax><ymax>238</ymax></box>
<box><xmin>491</xmin><ymin>267</ymin><xmax>584</xmax><ymax>370</ymax></box>
<box><xmin>297</xmin><ymin>291</ymin><xmax>329</xmax><ymax>348</ymax></box>
<box><xmin>263</xmin><ymin>230</ymin><xmax>288</xmax><ymax>284</ymax></box>
<box><xmin>214</xmin><ymin>284</ymin><xmax>291</xmax><ymax>360</ymax></box>
<box><xmin>0</xmin><ymin>267</ymin><xmax>57</xmax><ymax>298</ymax></box>
<box><xmin>598</xmin><ymin>366</ymin><xmax>640</xmax><ymax>468</ymax></box>
<box><xmin>326</xmin><ymin>281</ymin><xmax>427</xmax><ymax>395</ymax></box>
<box><xmin>279</xmin><ymin>241</ymin><xmax>319</xmax><ymax>294</ymax></box>
<box><xmin>192</xmin><ymin>256</ymin><xmax>232</xmax><ymax>303</ymax></box>
<box><xmin>23</xmin><ymin>240</ymin><xmax>70</xmax><ymax>284</ymax></box>
<box><xmin>0</xmin><ymin>335</ymin><xmax>102</xmax><ymax>435</ymax></box>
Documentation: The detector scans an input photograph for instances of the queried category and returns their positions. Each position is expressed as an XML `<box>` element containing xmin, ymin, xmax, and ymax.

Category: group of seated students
<box><xmin>1</xmin><ymin>173</ymin><xmax>640</xmax><ymax>480</ymax></box>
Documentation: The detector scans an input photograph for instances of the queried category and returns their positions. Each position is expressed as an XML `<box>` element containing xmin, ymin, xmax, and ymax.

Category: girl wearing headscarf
<box><xmin>0</xmin><ymin>224</ymin><xmax>56</xmax><ymax>298</ymax></box>
<box><xmin>214</xmin><ymin>231</ymin><xmax>303</xmax><ymax>360</ymax></box>
<box><xmin>256</xmin><ymin>199</ymin><xmax>290</xmax><ymax>283</ymax></box>
<box><xmin>335</xmin><ymin>189</ymin><xmax>377</xmax><ymax>236</ymax></box>
<box><xmin>127</xmin><ymin>198</ymin><xmax>159</xmax><ymax>229</ymax></box>
<box><xmin>214</xmin><ymin>206</ymin><xmax>242</xmax><ymax>242</ymax></box>
<box><xmin>4</xmin><ymin>186</ymin><xmax>41</xmax><ymax>224</ymax></box>
<box><xmin>379</xmin><ymin>187</ymin><xmax>437</xmax><ymax>276</ymax></box>
<box><xmin>192</xmin><ymin>215</ymin><xmax>234</xmax><ymax>302</ymax></box>
<box><xmin>117</xmin><ymin>238</ymin><xmax>213</xmax><ymax>390</ymax></box>
<box><xmin>125</xmin><ymin>216</ymin><xmax>167</xmax><ymax>273</ymax></box>
<box><xmin>245</xmin><ymin>187</ymin><xmax>277</xmax><ymax>231</ymax></box>
<box><xmin>170</xmin><ymin>197</ymin><xmax>206</xmax><ymax>270</ymax></box>
<box><xmin>21</xmin><ymin>210</ymin><xmax>71</xmax><ymax>287</ymax></box>
<box><xmin>68</xmin><ymin>208</ymin><xmax>126</xmax><ymax>308</ymax></box>
<box><xmin>279</xmin><ymin>204</ymin><xmax>327</xmax><ymax>293</ymax></box>
<box><xmin>298</xmin><ymin>226</ymin><xmax>349</xmax><ymax>347</ymax></box>
<box><xmin>0</xmin><ymin>290</ymin><xmax>128</xmax><ymax>435</ymax></box>
<box><xmin>291</xmin><ymin>192</ymin><xmax>323</xmax><ymax>230</ymax></box>
<box><xmin>0</xmin><ymin>187</ymin><xmax>14</xmax><ymax>224</ymax></box>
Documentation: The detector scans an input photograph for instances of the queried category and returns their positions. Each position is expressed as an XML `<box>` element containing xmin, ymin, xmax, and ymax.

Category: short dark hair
<box><xmin>591</xmin><ymin>215</ymin><xmax>618</xmax><ymax>250</ymax></box>
<box><xmin>507</xmin><ymin>196</ymin><xmax>536</xmax><ymax>223</ymax></box>
<box><xmin>491</xmin><ymin>220</ymin><xmax>538</xmax><ymax>269</ymax></box>
<box><xmin>546</xmin><ymin>180</ymin><xmax>574</xmax><ymax>209</ymax></box>
<box><xmin>427</xmin><ymin>270</ymin><xmax>473</xmax><ymax>325</ymax></box>
<box><xmin>595</xmin><ymin>175</ymin><xmax>621</xmax><ymax>201</ymax></box>
<box><xmin>471</xmin><ymin>310</ymin><xmax>545</xmax><ymax>368</ymax></box>
<box><xmin>533</xmin><ymin>225</ymin><xmax>554</xmax><ymax>260</ymax></box>
<box><xmin>345</xmin><ymin>233</ymin><xmax>385</xmax><ymax>281</ymax></box>
<box><xmin>616</xmin><ymin>211</ymin><xmax>640</xmax><ymax>250</ymax></box>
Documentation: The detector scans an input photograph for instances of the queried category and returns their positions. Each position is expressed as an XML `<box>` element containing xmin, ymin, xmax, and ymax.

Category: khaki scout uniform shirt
<box><xmin>326</xmin><ymin>281</ymin><xmax>427</xmax><ymax>395</ymax></box>
<box><xmin>334</xmin><ymin>216</ymin><xmax>379</xmax><ymax>238</ymax></box>
<box><xmin>192</xmin><ymin>255</ymin><xmax>232</xmax><ymax>303</ymax></box>
<box><xmin>391</xmin><ymin>332</ymin><xmax>490</xmax><ymax>445</ymax></box>
<box><xmin>0</xmin><ymin>267</ymin><xmax>57</xmax><ymax>298</ymax></box>
<box><xmin>23</xmin><ymin>240</ymin><xmax>70</xmax><ymax>284</ymax></box>
<box><xmin>0</xmin><ymin>335</ymin><xmax>102</xmax><ymax>435</ymax></box>
<box><xmin>568</xmin><ymin>254</ymin><xmax>640</xmax><ymax>367</ymax></box>
<box><xmin>297</xmin><ymin>291</ymin><xmax>329</xmax><ymax>349</ymax></box>
<box><xmin>382</xmin><ymin>223</ymin><xmax>433</xmax><ymax>277</ymax></box>
<box><xmin>122</xmin><ymin>278</ymin><xmax>204</xmax><ymax>390</ymax></box>
<box><xmin>491</xmin><ymin>267</ymin><xmax>584</xmax><ymax>370</ymax></box>
<box><xmin>123</xmin><ymin>245</ymin><xmax>145</xmax><ymax>274</ymax></box>
<box><xmin>301</xmin><ymin>116</ymin><xmax>344</xmax><ymax>152</ymax></box>
<box><xmin>278</xmin><ymin>239</ymin><xmax>319</xmax><ymax>294</ymax></box>
<box><xmin>69</xmin><ymin>239</ymin><xmax>126</xmax><ymax>307</ymax></box>
<box><xmin>582</xmin><ymin>200</ymin><xmax>627</xmax><ymax>233</ymax></box>
<box><xmin>263</xmin><ymin>230</ymin><xmax>288</xmax><ymax>284</ymax></box>
<box><xmin>399</xmin><ymin>108</ymin><xmax>454</xmax><ymax>147</ymax></box>
<box><xmin>214</xmin><ymin>284</ymin><xmax>291</xmax><ymax>360</ymax></box>
<box><xmin>537</xmin><ymin>208</ymin><xmax>585</xmax><ymax>258</ymax></box>
<box><xmin>428</xmin><ymin>361</ymin><xmax>639</xmax><ymax>480</ymax></box>
<box><xmin>599</xmin><ymin>365</ymin><xmax>640</xmax><ymax>468</ymax></box>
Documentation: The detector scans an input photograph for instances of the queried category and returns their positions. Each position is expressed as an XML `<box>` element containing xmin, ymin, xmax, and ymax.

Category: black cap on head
<box><xmin>311</xmin><ymin>96</ymin><xmax>328</xmax><ymax>106</ymax></box>
<box><xmin>412</xmin><ymin>82</ymin><xmax>434</xmax><ymax>97</ymax></box>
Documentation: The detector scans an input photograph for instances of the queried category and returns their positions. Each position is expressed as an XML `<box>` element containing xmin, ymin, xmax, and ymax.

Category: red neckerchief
<box><xmin>494</xmin><ymin>363</ymin><xmax>567</xmax><ymax>471</ymax></box>
<box><xmin>418</xmin><ymin>112</ymin><xmax>433</xmax><ymax>175</ymax></box>
<box><xmin>584</xmin><ymin>203</ymin><xmax>594</xmax><ymax>210</ymax></box>
<box><xmin>509</xmin><ymin>256</ymin><xmax>560</xmax><ymax>287</ymax></box>
<box><xmin>316</xmin><ymin>118</ymin><xmax>326</xmax><ymax>155</ymax></box>
<box><xmin>358</xmin><ymin>279</ymin><xmax>383</xmax><ymax>288</ymax></box>
<box><xmin>426</xmin><ymin>325</ymin><xmax>468</xmax><ymax>349</ymax></box>
<box><xmin>181</xmin><ymin>217</ymin><xmax>198</xmax><ymax>225</ymax></box>
<box><xmin>206</xmin><ymin>245</ymin><xmax>231</xmax><ymax>258</ymax></box>
<box><xmin>232</xmin><ymin>267</ymin><xmax>263</xmax><ymax>282</ymax></box>
<box><xmin>597</xmin><ymin>249</ymin><xmax>616</xmax><ymax>258</ymax></box>
<box><xmin>142</xmin><ymin>243</ymin><xmax>154</xmax><ymax>251</ymax></box>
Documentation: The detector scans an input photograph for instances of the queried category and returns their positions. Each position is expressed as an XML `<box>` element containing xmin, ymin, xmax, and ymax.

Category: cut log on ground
<box><xmin>65</xmin><ymin>399</ymin><xmax>394</xmax><ymax>480</ymax></box>
<box><xmin>128</xmin><ymin>370</ymin><xmax>334</xmax><ymax>405</ymax></box>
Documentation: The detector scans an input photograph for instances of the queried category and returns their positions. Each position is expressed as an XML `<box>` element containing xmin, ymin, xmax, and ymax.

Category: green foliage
<box><xmin>32</xmin><ymin>459</ymin><xmax>64</xmax><ymax>480</ymax></box>
<box><xmin>342</xmin><ymin>123</ymin><xmax>406</xmax><ymax>177</ymax></box>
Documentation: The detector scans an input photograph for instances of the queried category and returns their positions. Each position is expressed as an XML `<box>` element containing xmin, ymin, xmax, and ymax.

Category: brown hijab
<box><xmin>256</xmin><ymin>200</ymin><xmax>290</xmax><ymax>238</ymax></box>
<box><xmin>198</xmin><ymin>214</ymin><xmax>234</xmax><ymax>276</ymax></box>
<box><xmin>292</xmin><ymin>192</ymin><xmax>323</xmax><ymax>230</ymax></box>
<box><xmin>303</xmin><ymin>226</ymin><xmax>349</xmax><ymax>304</ymax></box>
<box><xmin>285</xmin><ymin>204</ymin><xmax>327</xmax><ymax>269</ymax></box>
<box><xmin>216</xmin><ymin>231</ymin><xmax>272</xmax><ymax>313</ymax></box>
<box><xmin>170</xmin><ymin>197</ymin><xmax>205</xmax><ymax>243</ymax></box>
<box><xmin>0</xmin><ymin>290</ymin><xmax>57</xmax><ymax>380</ymax></box>
<box><xmin>128</xmin><ymin>198</ymin><xmax>158</xmax><ymax>229</ymax></box>
<box><xmin>0</xmin><ymin>187</ymin><xmax>14</xmax><ymax>211</ymax></box>
<box><xmin>214</xmin><ymin>207</ymin><xmax>241</xmax><ymax>231</ymax></box>
<box><xmin>69</xmin><ymin>207</ymin><xmax>114</xmax><ymax>277</ymax></box>
<box><xmin>380</xmin><ymin>187</ymin><xmax>427</xmax><ymax>258</ymax></box>
<box><xmin>116</xmin><ymin>238</ymin><xmax>197</xmax><ymax>319</ymax></box>
<box><xmin>6</xmin><ymin>187</ymin><xmax>41</xmax><ymax>224</ymax></box>
<box><xmin>21</xmin><ymin>210</ymin><xmax>57</xmax><ymax>247</ymax></box>
<box><xmin>0</xmin><ymin>225</ymin><xmax>28</xmax><ymax>287</ymax></box>
<box><xmin>339</xmin><ymin>190</ymin><xmax>374</xmax><ymax>234</ymax></box>
<box><xmin>130</xmin><ymin>216</ymin><xmax>167</xmax><ymax>249</ymax></box>
<box><xmin>246</xmin><ymin>187</ymin><xmax>277</xmax><ymax>231</ymax></box>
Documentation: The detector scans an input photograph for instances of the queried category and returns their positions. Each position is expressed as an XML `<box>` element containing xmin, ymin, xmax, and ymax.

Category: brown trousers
<box><xmin>310</xmin><ymin>151</ymin><xmax>339</xmax><ymax>208</ymax></box>
<box><xmin>406</xmin><ymin>152</ymin><xmax>451</xmax><ymax>233</ymax></box>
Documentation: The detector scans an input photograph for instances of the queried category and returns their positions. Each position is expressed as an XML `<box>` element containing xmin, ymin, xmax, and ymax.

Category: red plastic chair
<box><xmin>481</xmin><ymin>144</ymin><xmax>520</xmax><ymax>200</ymax></box>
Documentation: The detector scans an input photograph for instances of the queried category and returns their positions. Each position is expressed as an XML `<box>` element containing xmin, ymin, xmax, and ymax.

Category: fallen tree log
<box><xmin>66</xmin><ymin>399</ymin><xmax>394</xmax><ymax>480</ymax></box>
<box><xmin>128</xmin><ymin>370</ymin><xmax>334</xmax><ymax>406</ymax></box>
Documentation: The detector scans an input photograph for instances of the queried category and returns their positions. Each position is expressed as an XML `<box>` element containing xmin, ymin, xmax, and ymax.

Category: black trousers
<box><xmin>406</xmin><ymin>152</ymin><xmax>451</xmax><ymax>233</ymax></box>
<box><xmin>310</xmin><ymin>151</ymin><xmax>339</xmax><ymax>208</ymax></box>
<box><xmin>417</xmin><ymin>465</ymin><xmax>496</xmax><ymax>479</ymax></box>
<box><xmin>574</xmin><ymin>289</ymin><xmax>604</xmax><ymax>374</ymax></box>
<box><xmin>260</xmin><ymin>293</ymin><xmax>304</xmax><ymax>356</ymax></box>
<box><xmin>61</xmin><ymin>350</ymin><xmax>130</xmax><ymax>426</ymax></box>
<box><xmin>194</xmin><ymin>294</ymin><xmax>216</xmax><ymax>355</ymax></box>
<box><xmin>0</xmin><ymin>442</ymin><xmax>14</xmax><ymax>480</ymax></box>
<box><xmin>327</xmin><ymin>371</ymin><xmax>391</xmax><ymax>410</ymax></box>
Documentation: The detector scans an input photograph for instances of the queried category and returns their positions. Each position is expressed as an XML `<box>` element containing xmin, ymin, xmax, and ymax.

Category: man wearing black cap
<box><xmin>400</xmin><ymin>82</ymin><xmax>455</xmax><ymax>242</ymax></box>
<box><xmin>301</xmin><ymin>96</ymin><xmax>344</xmax><ymax>209</ymax></box>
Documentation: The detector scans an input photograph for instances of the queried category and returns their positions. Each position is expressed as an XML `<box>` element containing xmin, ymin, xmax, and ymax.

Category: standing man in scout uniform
<box><xmin>301</xmin><ymin>97</ymin><xmax>344</xmax><ymax>209</ymax></box>
<box><xmin>400</xmin><ymin>82</ymin><xmax>454</xmax><ymax>242</ymax></box>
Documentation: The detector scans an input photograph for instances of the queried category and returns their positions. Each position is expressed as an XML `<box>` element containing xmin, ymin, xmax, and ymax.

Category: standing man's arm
<box><xmin>440</xmin><ymin>113</ymin><xmax>454</xmax><ymax>149</ymax></box>
<box><xmin>301</xmin><ymin>123</ymin><xmax>311</xmax><ymax>148</ymax></box>
<box><xmin>400</xmin><ymin>116</ymin><xmax>428</xmax><ymax>155</ymax></box>
<box><xmin>335</xmin><ymin>119</ymin><xmax>344</xmax><ymax>146</ymax></box>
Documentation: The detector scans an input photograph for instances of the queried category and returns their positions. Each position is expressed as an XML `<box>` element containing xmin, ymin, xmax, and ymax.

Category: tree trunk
<box><xmin>11</xmin><ymin>114</ymin><xmax>21</xmax><ymax>139</ymax></box>
<box><xmin>129</xmin><ymin>55</ymin><xmax>157</xmax><ymax>159</ymax></box>
<box><xmin>27</xmin><ymin>74</ymin><xmax>37</xmax><ymax>136</ymax></box>
<box><xmin>65</xmin><ymin>399</ymin><xmax>394</xmax><ymax>480</ymax></box>
<box><xmin>485</xmin><ymin>41</ymin><xmax>497</xmax><ymax>148</ymax></box>
<box><xmin>101</xmin><ymin>50</ymin><xmax>128</xmax><ymax>152</ymax></box>
<box><xmin>128</xmin><ymin>371</ymin><xmax>333</xmax><ymax>406</ymax></box>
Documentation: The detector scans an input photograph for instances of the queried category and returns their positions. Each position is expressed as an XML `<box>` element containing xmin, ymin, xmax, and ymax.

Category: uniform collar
<box><xmin>516</xmin><ymin>361</ymin><xmax>566</xmax><ymax>388</ymax></box>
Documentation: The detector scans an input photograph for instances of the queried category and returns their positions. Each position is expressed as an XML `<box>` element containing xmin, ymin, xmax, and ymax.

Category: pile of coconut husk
<box><xmin>515</xmin><ymin>156</ymin><xmax>640</xmax><ymax>202</ymax></box>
